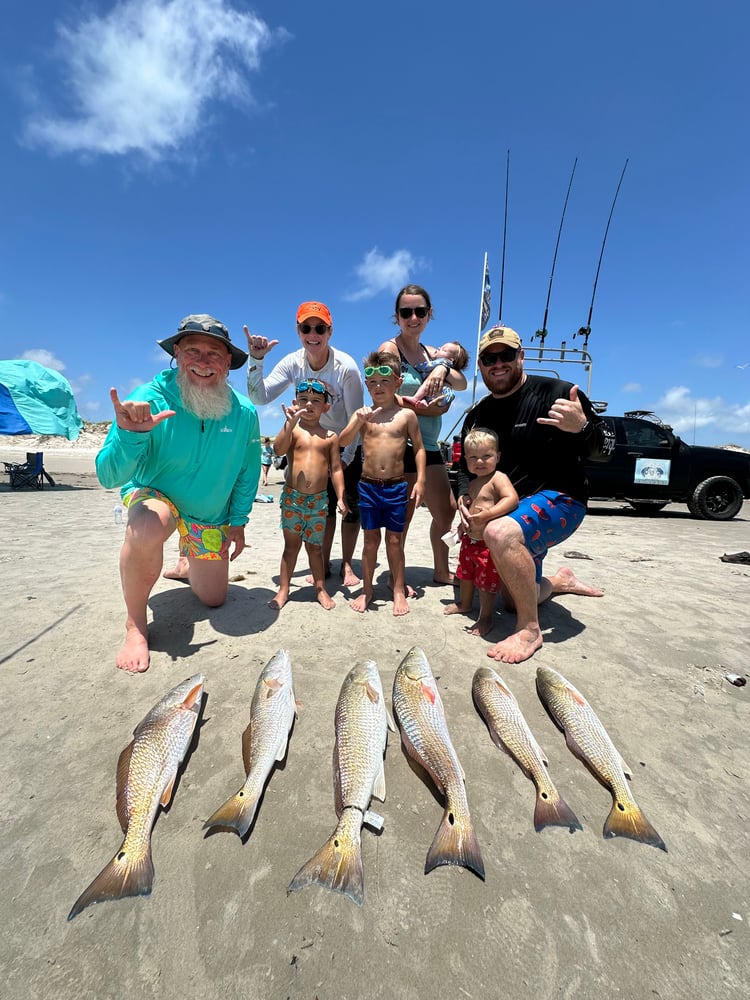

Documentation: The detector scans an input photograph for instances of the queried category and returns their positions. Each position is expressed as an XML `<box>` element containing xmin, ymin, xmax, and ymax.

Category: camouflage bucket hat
<box><xmin>158</xmin><ymin>314</ymin><xmax>249</xmax><ymax>370</ymax></box>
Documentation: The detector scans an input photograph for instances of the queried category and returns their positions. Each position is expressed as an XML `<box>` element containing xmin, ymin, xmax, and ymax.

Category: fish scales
<box><xmin>68</xmin><ymin>673</ymin><xmax>205</xmax><ymax>920</ymax></box>
<box><xmin>472</xmin><ymin>666</ymin><xmax>581</xmax><ymax>833</ymax></box>
<box><xmin>536</xmin><ymin>666</ymin><xmax>667</xmax><ymax>852</ymax></box>
<box><xmin>393</xmin><ymin>647</ymin><xmax>485</xmax><ymax>880</ymax></box>
<box><xmin>204</xmin><ymin>649</ymin><xmax>296</xmax><ymax>838</ymax></box>
<box><xmin>288</xmin><ymin>660</ymin><xmax>390</xmax><ymax>905</ymax></box>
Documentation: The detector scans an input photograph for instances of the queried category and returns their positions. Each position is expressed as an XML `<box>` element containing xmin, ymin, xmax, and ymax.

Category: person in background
<box><xmin>260</xmin><ymin>436</ymin><xmax>273</xmax><ymax>487</ymax></box>
<box><xmin>270</xmin><ymin>379</ymin><xmax>348</xmax><ymax>611</ymax></box>
<box><xmin>245</xmin><ymin>302</ymin><xmax>364</xmax><ymax>587</ymax></box>
<box><xmin>96</xmin><ymin>314</ymin><xmax>260</xmax><ymax>674</ymax></box>
<box><xmin>378</xmin><ymin>284</ymin><xmax>467</xmax><ymax>588</ymax></box>
<box><xmin>458</xmin><ymin>324</ymin><xmax>614</xmax><ymax>664</ymax></box>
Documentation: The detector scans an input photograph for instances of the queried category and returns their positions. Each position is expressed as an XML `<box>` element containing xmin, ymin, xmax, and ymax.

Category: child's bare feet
<box><xmin>443</xmin><ymin>602</ymin><xmax>471</xmax><ymax>616</ymax></box>
<box><xmin>316</xmin><ymin>590</ymin><xmax>336</xmax><ymax>610</ymax></box>
<box><xmin>466</xmin><ymin>617</ymin><xmax>493</xmax><ymax>637</ymax></box>
<box><xmin>116</xmin><ymin>625</ymin><xmax>150</xmax><ymax>673</ymax></box>
<box><xmin>350</xmin><ymin>592</ymin><xmax>372</xmax><ymax>613</ymax></box>
<box><xmin>268</xmin><ymin>591</ymin><xmax>288</xmax><ymax>610</ymax></box>
<box><xmin>340</xmin><ymin>563</ymin><xmax>361</xmax><ymax>588</ymax></box>
<box><xmin>393</xmin><ymin>592</ymin><xmax>410</xmax><ymax>616</ymax></box>
<box><xmin>163</xmin><ymin>556</ymin><xmax>189</xmax><ymax>581</ymax></box>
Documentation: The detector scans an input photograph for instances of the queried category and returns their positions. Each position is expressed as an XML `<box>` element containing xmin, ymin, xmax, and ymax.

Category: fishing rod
<box><xmin>498</xmin><ymin>148</ymin><xmax>510</xmax><ymax>324</ymax></box>
<box><xmin>575</xmin><ymin>158</ymin><xmax>629</xmax><ymax>352</ymax></box>
<box><xmin>534</xmin><ymin>158</ymin><xmax>578</xmax><ymax>347</ymax></box>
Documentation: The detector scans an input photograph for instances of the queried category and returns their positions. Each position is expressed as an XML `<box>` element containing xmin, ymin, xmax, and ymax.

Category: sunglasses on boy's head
<box><xmin>479</xmin><ymin>347</ymin><xmax>520</xmax><ymax>365</ymax></box>
<box><xmin>296</xmin><ymin>379</ymin><xmax>329</xmax><ymax>398</ymax></box>
<box><xmin>397</xmin><ymin>306</ymin><xmax>429</xmax><ymax>320</ymax></box>
<box><xmin>298</xmin><ymin>322</ymin><xmax>330</xmax><ymax>335</ymax></box>
<box><xmin>364</xmin><ymin>365</ymin><xmax>395</xmax><ymax>378</ymax></box>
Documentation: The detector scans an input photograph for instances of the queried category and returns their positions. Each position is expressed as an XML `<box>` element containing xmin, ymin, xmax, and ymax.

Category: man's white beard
<box><xmin>177</xmin><ymin>367</ymin><xmax>232</xmax><ymax>421</ymax></box>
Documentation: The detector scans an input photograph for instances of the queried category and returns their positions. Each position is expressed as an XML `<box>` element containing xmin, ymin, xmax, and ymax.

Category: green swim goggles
<box><xmin>364</xmin><ymin>365</ymin><xmax>395</xmax><ymax>378</ymax></box>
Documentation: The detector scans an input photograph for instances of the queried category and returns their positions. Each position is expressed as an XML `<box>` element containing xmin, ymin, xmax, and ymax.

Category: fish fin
<box><xmin>425</xmin><ymin>808</ymin><xmax>485</xmax><ymax>881</ymax></box>
<box><xmin>160</xmin><ymin>772</ymin><xmax>177</xmax><ymax>808</ymax></box>
<box><xmin>386</xmin><ymin>709</ymin><xmax>397</xmax><ymax>732</ymax></box>
<box><xmin>241</xmin><ymin>723</ymin><xmax>253</xmax><ymax>775</ymax></box>
<box><xmin>620</xmin><ymin>755</ymin><xmax>633</xmax><ymax>780</ymax></box>
<box><xmin>67</xmin><ymin>843</ymin><xmax>154</xmax><ymax>921</ymax></box>
<box><xmin>421</xmin><ymin>680</ymin><xmax>437</xmax><ymax>705</ymax></box>
<box><xmin>372</xmin><ymin>759</ymin><xmax>386</xmax><ymax>803</ymax></box>
<box><xmin>182</xmin><ymin>679</ymin><xmax>205</xmax><ymax>711</ymax></box>
<box><xmin>364</xmin><ymin>680</ymin><xmax>381</xmax><ymax>705</ymax></box>
<box><xmin>533</xmin><ymin>788</ymin><xmax>582</xmax><ymax>833</ymax></box>
<box><xmin>203</xmin><ymin>788</ymin><xmax>259</xmax><ymax>839</ymax></box>
<box><xmin>115</xmin><ymin>741</ymin><xmax>135</xmax><ymax>833</ymax></box>
<box><xmin>603</xmin><ymin>799</ymin><xmax>667</xmax><ymax>852</ymax></box>
<box><xmin>274</xmin><ymin>733</ymin><xmax>290</xmax><ymax>763</ymax></box>
<box><xmin>263</xmin><ymin>677</ymin><xmax>283</xmax><ymax>696</ymax></box>
<box><xmin>287</xmin><ymin>812</ymin><xmax>364</xmax><ymax>905</ymax></box>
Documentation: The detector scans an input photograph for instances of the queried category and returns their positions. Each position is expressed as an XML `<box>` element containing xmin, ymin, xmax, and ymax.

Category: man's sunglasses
<box><xmin>296</xmin><ymin>379</ymin><xmax>329</xmax><ymax>398</ymax></box>
<box><xmin>398</xmin><ymin>306</ymin><xmax>429</xmax><ymax>319</ymax></box>
<box><xmin>364</xmin><ymin>365</ymin><xmax>395</xmax><ymax>378</ymax></box>
<box><xmin>479</xmin><ymin>347</ymin><xmax>520</xmax><ymax>365</ymax></box>
<box><xmin>298</xmin><ymin>323</ymin><xmax>330</xmax><ymax>335</ymax></box>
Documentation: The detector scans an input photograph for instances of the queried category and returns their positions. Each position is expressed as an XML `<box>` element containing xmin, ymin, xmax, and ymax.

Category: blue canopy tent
<box><xmin>0</xmin><ymin>360</ymin><xmax>82</xmax><ymax>440</ymax></box>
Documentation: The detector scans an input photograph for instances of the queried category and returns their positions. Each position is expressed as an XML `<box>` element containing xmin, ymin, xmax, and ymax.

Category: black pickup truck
<box><xmin>584</xmin><ymin>411</ymin><xmax>750</xmax><ymax>520</ymax></box>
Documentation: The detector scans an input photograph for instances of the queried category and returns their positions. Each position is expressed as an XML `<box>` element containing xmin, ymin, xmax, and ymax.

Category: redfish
<box><xmin>393</xmin><ymin>647</ymin><xmax>484</xmax><ymax>879</ymax></box>
<box><xmin>68</xmin><ymin>674</ymin><xmax>205</xmax><ymax>920</ymax></box>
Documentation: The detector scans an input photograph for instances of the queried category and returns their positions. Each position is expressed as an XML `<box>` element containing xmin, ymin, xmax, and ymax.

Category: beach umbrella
<box><xmin>0</xmin><ymin>360</ymin><xmax>83</xmax><ymax>441</ymax></box>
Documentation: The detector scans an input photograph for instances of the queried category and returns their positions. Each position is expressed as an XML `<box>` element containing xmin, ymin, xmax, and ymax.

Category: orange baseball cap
<box><xmin>297</xmin><ymin>301</ymin><xmax>333</xmax><ymax>327</ymax></box>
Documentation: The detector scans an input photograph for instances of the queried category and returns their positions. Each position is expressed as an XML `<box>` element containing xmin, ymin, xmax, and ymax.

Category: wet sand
<box><xmin>1</xmin><ymin>445</ymin><xmax>748</xmax><ymax>1000</ymax></box>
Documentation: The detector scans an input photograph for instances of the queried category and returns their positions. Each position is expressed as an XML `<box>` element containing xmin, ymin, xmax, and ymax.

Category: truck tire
<box><xmin>627</xmin><ymin>500</ymin><xmax>668</xmax><ymax>515</ymax></box>
<box><xmin>688</xmin><ymin>476</ymin><xmax>744</xmax><ymax>521</ymax></box>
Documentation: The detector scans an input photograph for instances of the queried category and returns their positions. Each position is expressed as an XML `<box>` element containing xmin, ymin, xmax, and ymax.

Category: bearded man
<box><xmin>96</xmin><ymin>315</ymin><xmax>260</xmax><ymax>674</ymax></box>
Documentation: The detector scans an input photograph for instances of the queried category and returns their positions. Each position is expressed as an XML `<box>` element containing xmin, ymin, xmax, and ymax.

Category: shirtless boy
<box><xmin>271</xmin><ymin>379</ymin><xmax>348</xmax><ymax>610</ymax></box>
<box><xmin>339</xmin><ymin>352</ymin><xmax>426</xmax><ymax>616</ymax></box>
<box><xmin>444</xmin><ymin>428</ymin><xmax>518</xmax><ymax>636</ymax></box>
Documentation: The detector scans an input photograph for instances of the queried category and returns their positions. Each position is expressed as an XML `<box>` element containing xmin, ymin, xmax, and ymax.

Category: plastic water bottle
<box><xmin>113</xmin><ymin>503</ymin><xmax>124</xmax><ymax>525</ymax></box>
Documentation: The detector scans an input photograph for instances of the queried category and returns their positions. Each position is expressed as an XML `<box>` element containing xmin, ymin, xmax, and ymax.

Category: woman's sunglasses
<box><xmin>479</xmin><ymin>347</ymin><xmax>519</xmax><ymax>365</ymax></box>
<box><xmin>364</xmin><ymin>365</ymin><xmax>395</xmax><ymax>378</ymax></box>
<box><xmin>298</xmin><ymin>323</ymin><xmax>329</xmax><ymax>335</ymax></box>
<box><xmin>397</xmin><ymin>306</ymin><xmax>429</xmax><ymax>320</ymax></box>
<box><xmin>296</xmin><ymin>379</ymin><xmax>329</xmax><ymax>398</ymax></box>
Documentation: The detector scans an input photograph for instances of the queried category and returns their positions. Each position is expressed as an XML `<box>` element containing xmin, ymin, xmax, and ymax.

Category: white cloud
<box><xmin>693</xmin><ymin>353</ymin><xmax>723</xmax><ymax>369</ymax></box>
<box><xmin>21</xmin><ymin>0</ymin><xmax>284</xmax><ymax>160</ymax></box>
<box><xmin>621</xmin><ymin>381</ymin><xmax>641</xmax><ymax>393</ymax></box>
<box><xmin>344</xmin><ymin>248</ymin><xmax>425</xmax><ymax>302</ymax></box>
<box><xmin>21</xmin><ymin>349</ymin><xmax>66</xmax><ymax>371</ymax></box>
<box><xmin>653</xmin><ymin>385</ymin><xmax>750</xmax><ymax>438</ymax></box>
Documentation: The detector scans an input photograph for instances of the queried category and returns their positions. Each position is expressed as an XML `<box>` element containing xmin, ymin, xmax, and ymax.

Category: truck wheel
<box><xmin>688</xmin><ymin>477</ymin><xmax>744</xmax><ymax>520</ymax></box>
<box><xmin>627</xmin><ymin>501</ymin><xmax>668</xmax><ymax>515</ymax></box>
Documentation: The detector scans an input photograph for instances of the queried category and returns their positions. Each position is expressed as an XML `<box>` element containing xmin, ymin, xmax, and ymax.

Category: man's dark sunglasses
<box><xmin>479</xmin><ymin>347</ymin><xmax>519</xmax><ymax>365</ymax></box>
<box><xmin>298</xmin><ymin>323</ymin><xmax>329</xmax><ymax>335</ymax></box>
<box><xmin>398</xmin><ymin>306</ymin><xmax>429</xmax><ymax>319</ymax></box>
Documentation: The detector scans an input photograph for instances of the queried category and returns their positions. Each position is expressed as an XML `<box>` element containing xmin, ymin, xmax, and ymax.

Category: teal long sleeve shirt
<box><xmin>96</xmin><ymin>370</ymin><xmax>261</xmax><ymax>525</ymax></box>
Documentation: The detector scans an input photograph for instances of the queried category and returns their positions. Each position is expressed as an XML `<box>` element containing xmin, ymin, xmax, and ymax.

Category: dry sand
<box><xmin>1</xmin><ymin>439</ymin><xmax>749</xmax><ymax>1000</ymax></box>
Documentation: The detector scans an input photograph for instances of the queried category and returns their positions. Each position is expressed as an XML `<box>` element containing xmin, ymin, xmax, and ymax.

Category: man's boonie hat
<box><xmin>296</xmin><ymin>301</ymin><xmax>333</xmax><ymax>327</ymax></box>
<box><xmin>158</xmin><ymin>314</ymin><xmax>248</xmax><ymax>370</ymax></box>
<box><xmin>478</xmin><ymin>325</ymin><xmax>522</xmax><ymax>357</ymax></box>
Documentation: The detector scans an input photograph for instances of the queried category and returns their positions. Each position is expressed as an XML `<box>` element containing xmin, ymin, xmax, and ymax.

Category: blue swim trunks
<box><xmin>123</xmin><ymin>486</ymin><xmax>232</xmax><ymax>560</ymax></box>
<box><xmin>358</xmin><ymin>477</ymin><xmax>409</xmax><ymax>532</ymax></box>
<box><xmin>507</xmin><ymin>490</ymin><xmax>586</xmax><ymax>583</ymax></box>
<box><xmin>280</xmin><ymin>485</ymin><xmax>328</xmax><ymax>545</ymax></box>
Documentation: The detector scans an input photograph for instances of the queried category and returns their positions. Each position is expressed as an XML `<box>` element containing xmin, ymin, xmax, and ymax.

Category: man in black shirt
<box><xmin>457</xmin><ymin>325</ymin><xmax>614</xmax><ymax>664</ymax></box>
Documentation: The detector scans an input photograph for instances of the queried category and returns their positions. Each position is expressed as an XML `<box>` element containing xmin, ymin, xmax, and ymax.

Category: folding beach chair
<box><xmin>4</xmin><ymin>452</ymin><xmax>55</xmax><ymax>489</ymax></box>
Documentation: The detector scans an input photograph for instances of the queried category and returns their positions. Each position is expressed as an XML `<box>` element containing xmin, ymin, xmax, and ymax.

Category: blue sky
<box><xmin>2</xmin><ymin>0</ymin><xmax>748</xmax><ymax>446</ymax></box>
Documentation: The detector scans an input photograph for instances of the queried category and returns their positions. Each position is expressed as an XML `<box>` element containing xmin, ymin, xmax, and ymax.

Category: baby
<box><xmin>400</xmin><ymin>341</ymin><xmax>470</xmax><ymax>411</ymax></box>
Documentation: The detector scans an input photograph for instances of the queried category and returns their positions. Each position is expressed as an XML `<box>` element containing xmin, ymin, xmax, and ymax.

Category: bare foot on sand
<box><xmin>317</xmin><ymin>590</ymin><xmax>336</xmax><ymax>610</ymax></box>
<box><xmin>340</xmin><ymin>564</ymin><xmax>361</xmax><ymax>588</ymax></box>
<box><xmin>388</xmin><ymin>575</ymin><xmax>417</xmax><ymax>599</ymax></box>
<box><xmin>163</xmin><ymin>556</ymin><xmax>189</xmax><ymax>581</ymax></box>
<box><xmin>116</xmin><ymin>625</ymin><xmax>150</xmax><ymax>673</ymax></box>
<box><xmin>444</xmin><ymin>602</ymin><xmax>471</xmax><ymax>616</ymax></box>
<box><xmin>305</xmin><ymin>565</ymin><xmax>331</xmax><ymax>585</ymax></box>
<box><xmin>466</xmin><ymin>617</ymin><xmax>493</xmax><ymax>637</ymax></box>
<box><xmin>393</xmin><ymin>592</ymin><xmax>410</xmax><ymax>616</ymax></box>
<box><xmin>487</xmin><ymin>627</ymin><xmax>543</xmax><ymax>664</ymax></box>
<box><xmin>350</xmin><ymin>592</ymin><xmax>372</xmax><ymax>613</ymax></box>
<box><xmin>268</xmin><ymin>592</ymin><xmax>288</xmax><ymax>610</ymax></box>
<box><xmin>433</xmin><ymin>573</ymin><xmax>456</xmax><ymax>586</ymax></box>
<box><xmin>549</xmin><ymin>565</ymin><xmax>604</xmax><ymax>597</ymax></box>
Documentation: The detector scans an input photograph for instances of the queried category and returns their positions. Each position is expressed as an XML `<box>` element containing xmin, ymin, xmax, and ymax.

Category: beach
<box><xmin>1</xmin><ymin>440</ymin><xmax>748</xmax><ymax>1000</ymax></box>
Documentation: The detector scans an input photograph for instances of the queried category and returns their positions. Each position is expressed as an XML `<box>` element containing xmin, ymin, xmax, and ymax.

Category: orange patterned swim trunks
<box><xmin>279</xmin><ymin>484</ymin><xmax>328</xmax><ymax>545</ymax></box>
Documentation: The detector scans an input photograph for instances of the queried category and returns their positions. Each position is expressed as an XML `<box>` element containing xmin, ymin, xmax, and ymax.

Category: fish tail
<box><xmin>203</xmin><ymin>789</ymin><xmax>260</xmax><ymax>839</ymax></box>
<box><xmin>533</xmin><ymin>788</ymin><xmax>582</xmax><ymax>833</ymax></box>
<box><xmin>425</xmin><ymin>807</ymin><xmax>485</xmax><ymax>880</ymax></box>
<box><xmin>287</xmin><ymin>810</ymin><xmax>364</xmax><ymax>905</ymax></box>
<box><xmin>68</xmin><ymin>843</ymin><xmax>154</xmax><ymax>921</ymax></box>
<box><xmin>603</xmin><ymin>799</ymin><xmax>667</xmax><ymax>852</ymax></box>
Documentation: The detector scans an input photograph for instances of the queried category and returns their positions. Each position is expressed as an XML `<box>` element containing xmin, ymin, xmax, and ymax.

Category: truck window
<box><xmin>622</xmin><ymin>419</ymin><xmax>671</xmax><ymax>448</ymax></box>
